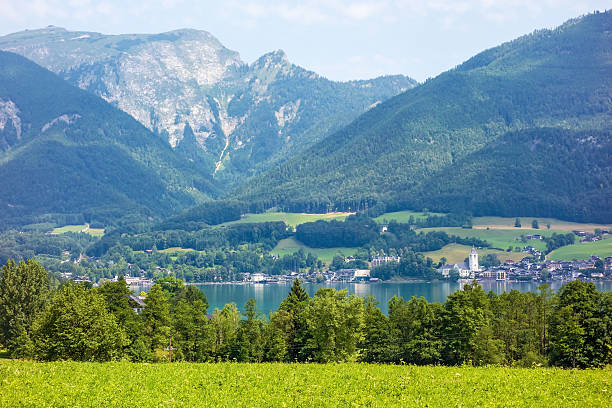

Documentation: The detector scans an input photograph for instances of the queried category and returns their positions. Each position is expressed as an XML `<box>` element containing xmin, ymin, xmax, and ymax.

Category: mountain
<box><xmin>0</xmin><ymin>51</ymin><xmax>217</xmax><ymax>229</ymax></box>
<box><xmin>233</xmin><ymin>11</ymin><xmax>612</xmax><ymax>223</ymax></box>
<box><xmin>0</xmin><ymin>27</ymin><xmax>416</xmax><ymax>184</ymax></box>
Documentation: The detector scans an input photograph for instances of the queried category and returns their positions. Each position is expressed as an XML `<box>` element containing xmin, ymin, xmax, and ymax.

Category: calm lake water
<box><xmin>133</xmin><ymin>280</ymin><xmax>612</xmax><ymax>315</ymax></box>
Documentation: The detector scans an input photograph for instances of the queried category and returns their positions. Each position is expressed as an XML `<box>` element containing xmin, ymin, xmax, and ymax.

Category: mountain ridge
<box><xmin>0</xmin><ymin>27</ymin><xmax>416</xmax><ymax>185</ymax></box>
<box><xmin>231</xmin><ymin>11</ymin><xmax>612</xmax><ymax>223</ymax></box>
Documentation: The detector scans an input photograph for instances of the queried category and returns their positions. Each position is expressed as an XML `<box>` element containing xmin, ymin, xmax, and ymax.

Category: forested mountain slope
<box><xmin>0</xmin><ymin>51</ymin><xmax>217</xmax><ymax>229</ymax></box>
<box><xmin>0</xmin><ymin>27</ymin><xmax>415</xmax><ymax>185</ymax></box>
<box><xmin>234</xmin><ymin>11</ymin><xmax>612</xmax><ymax>223</ymax></box>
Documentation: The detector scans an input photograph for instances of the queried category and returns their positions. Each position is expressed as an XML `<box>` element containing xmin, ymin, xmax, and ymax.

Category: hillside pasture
<box><xmin>548</xmin><ymin>236</ymin><xmax>612</xmax><ymax>260</ymax></box>
<box><xmin>472</xmin><ymin>216</ymin><xmax>612</xmax><ymax>233</ymax></box>
<box><xmin>0</xmin><ymin>360</ymin><xmax>608</xmax><ymax>408</ymax></box>
<box><xmin>220</xmin><ymin>211</ymin><xmax>353</xmax><ymax>228</ymax></box>
<box><xmin>51</xmin><ymin>223</ymin><xmax>104</xmax><ymax>237</ymax></box>
<box><xmin>374</xmin><ymin>210</ymin><xmax>446</xmax><ymax>224</ymax></box>
<box><xmin>417</xmin><ymin>227</ymin><xmax>555</xmax><ymax>251</ymax></box>
<box><xmin>272</xmin><ymin>237</ymin><xmax>358</xmax><ymax>262</ymax></box>
<box><xmin>423</xmin><ymin>243</ymin><xmax>528</xmax><ymax>264</ymax></box>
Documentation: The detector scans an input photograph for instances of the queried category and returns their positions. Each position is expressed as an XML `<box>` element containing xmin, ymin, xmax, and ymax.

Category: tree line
<box><xmin>1</xmin><ymin>259</ymin><xmax>609</xmax><ymax>368</ymax></box>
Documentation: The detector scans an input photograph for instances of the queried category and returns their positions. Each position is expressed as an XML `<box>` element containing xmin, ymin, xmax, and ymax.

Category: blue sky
<box><xmin>0</xmin><ymin>0</ymin><xmax>609</xmax><ymax>81</ymax></box>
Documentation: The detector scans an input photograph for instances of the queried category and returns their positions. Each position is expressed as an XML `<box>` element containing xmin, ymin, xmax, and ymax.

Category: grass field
<box><xmin>472</xmin><ymin>216</ymin><xmax>612</xmax><ymax>232</ymax></box>
<box><xmin>51</xmin><ymin>224</ymin><xmax>104</xmax><ymax>237</ymax></box>
<box><xmin>272</xmin><ymin>237</ymin><xmax>358</xmax><ymax>262</ymax></box>
<box><xmin>374</xmin><ymin>210</ymin><xmax>446</xmax><ymax>224</ymax></box>
<box><xmin>548</xmin><ymin>236</ymin><xmax>612</xmax><ymax>260</ymax></box>
<box><xmin>0</xmin><ymin>360</ymin><xmax>609</xmax><ymax>407</ymax></box>
<box><xmin>157</xmin><ymin>247</ymin><xmax>201</xmax><ymax>254</ymax></box>
<box><xmin>220</xmin><ymin>212</ymin><xmax>352</xmax><ymax>228</ymax></box>
<box><xmin>417</xmin><ymin>227</ymin><xmax>555</xmax><ymax>251</ymax></box>
<box><xmin>423</xmin><ymin>243</ymin><xmax>528</xmax><ymax>264</ymax></box>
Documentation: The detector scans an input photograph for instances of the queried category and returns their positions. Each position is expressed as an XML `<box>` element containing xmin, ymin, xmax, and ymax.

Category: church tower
<box><xmin>469</xmin><ymin>246</ymin><xmax>479</xmax><ymax>272</ymax></box>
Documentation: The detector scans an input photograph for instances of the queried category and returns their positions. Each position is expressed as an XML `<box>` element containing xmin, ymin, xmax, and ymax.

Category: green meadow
<box><xmin>374</xmin><ymin>210</ymin><xmax>446</xmax><ymax>223</ymax></box>
<box><xmin>220</xmin><ymin>211</ymin><xmax>352</xmax><ymax>228</ymax></box>
<box><xmin>51</xmin><ymin>224</ymin><xmax>104</xmax><ymax>237</ymax></box>
<box><xmin>272</xmin><ymin>237</ymin><xmax>358</xmax><ymax>262</ymax></box>
<box><xmin>422</xmin><ymin>243</ymin><xmax>528</xmax><ymax>264</ymax></box>
<box><xmin>417</xmin><ymin>227</ymin><xmax>555</xmax><ymax>251</ymax></box>
<box><xmin>548</xmin><ymin>236</ymin><xmax>612</xmax><ymax>260</ymax></box>
<box><xmin>472</xmin><ymin>216</ymin><xmax>612</xmax><ymax>233</ymax></box>
<box><xmin>0</xmin><ymin>360</ymin><xmax>609</xmax><ymax>408</ymax></box>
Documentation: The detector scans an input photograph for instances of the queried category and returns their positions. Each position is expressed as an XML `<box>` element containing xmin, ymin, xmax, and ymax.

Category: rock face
<box><xmin>0</xmin><ymin>27</ymin><xmax>416</xmax><ymax>182</ymax></box>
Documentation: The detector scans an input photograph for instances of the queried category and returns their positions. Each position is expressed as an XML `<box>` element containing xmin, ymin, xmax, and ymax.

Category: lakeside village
<box><xmin>61</xmin><ymin>244</ymin><xmax>612</xmax><ymax>287</ymax></box>
<box><xmin>241</xmin><ymin>247</ymin><xmax>612</xmax><ymax>284</ymax></box>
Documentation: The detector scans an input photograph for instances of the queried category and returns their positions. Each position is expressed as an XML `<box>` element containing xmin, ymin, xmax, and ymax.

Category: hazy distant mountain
<box><xmin>0</xmin><ymin>27</ymin><xmax>416</xmax><ymax>183</ymax></box>
<box><xmin>0</xmin><ymin>51</ymin><xmax>217</xmax><ymax>228</ymax></box>
<box><xmin>234</xmin><ymin>11</ymin><xmax>612</xmax><ymax>222</ymax></box>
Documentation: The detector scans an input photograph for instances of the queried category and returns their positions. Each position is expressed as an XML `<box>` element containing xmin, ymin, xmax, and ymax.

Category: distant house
<box><xmin>128</xmin><ymin>295</ymin><xmax>146</xmax><ymax>314</ymax></box>
<box><xmin>371</xmin><ymin>256</ymin><xmax>401</xmax><ymax>267</ymax></box>
<box><xmin>250</xmin><ymin>273</ymin><xmax>266</xmax><ymax>283</ymax></box>
<box><xmin>525</xmin><ymin>234</ymin><xmax>543</xmax><ymax>240</ymax></box>
<box><xmin>437</xmin><ymin>262</ymin><xmax>472</xmax><ymax>279</ymax></box>
<box><xmin>353</xmin><ymin>269</ymin><xmax>371</xmax><ymax>282</ymax></box>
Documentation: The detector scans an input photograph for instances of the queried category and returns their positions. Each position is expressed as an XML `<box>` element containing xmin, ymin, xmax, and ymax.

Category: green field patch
<box><xmin>472</xmin><ymin>216</ymin><xmax>612</xmax><ymax>233</ymax></box>
<box><xmin>417</xmin><ymin>227</ymin><xmax>555</xmax><ymax>251</ymax></box>
<box><xmin>272</xmin><ymin>237</ymin><xmax>357</xmax><ymax>262</ymax></box>
<box><xmin>220</xmin><ymin>211</ymin><xmax>353</xmax><ymax>228</ymax></box>
<box><xmin>0</xmin><ymin>360</ymin><xmax>608</xmax><ymax>407</ymax></box>
<box><xmin>374</xmin><ymin>210</ymin><xmax>446</xmax><ymax>224</ymax></box>
<box><xmin>156</xmin><ymin>247</ymin><xmax>200</xmax><ymax>254</ymax></box>
<box><xmin>423</xmin><ymin>243</ymin><xmax>527</xmax><ymax>264</ymax></box>
<box><xmin>52</xmin><ymin>224</ymin><xmax>104</xmax><ymax>237</ymax></box>
<box><xmin>548</xmin><ymin>236</ymin><xmax>612</xmax><ymax>260</ymax></box>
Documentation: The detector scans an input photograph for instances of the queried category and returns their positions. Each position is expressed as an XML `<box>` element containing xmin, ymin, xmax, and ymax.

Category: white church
<box><xmin>437</xmin><ymin>246</ymin><xmax>481</xmax><ymax>279</ymax></box>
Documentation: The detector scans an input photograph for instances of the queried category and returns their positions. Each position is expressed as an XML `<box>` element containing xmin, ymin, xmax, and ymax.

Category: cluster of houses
<box><xmin>437</xmin><ymin>247</ymin><xmax>612</xmax><ymax>282</ymax></box>
<box><xmin>246</xmin><ymin>268</ymin><xmax>375</xmax><ymax>284</ymax></box>
<box><xmin>572</xmin><ymin>229</ymin><xmax>609</xmax><ymax>243</ymax></box>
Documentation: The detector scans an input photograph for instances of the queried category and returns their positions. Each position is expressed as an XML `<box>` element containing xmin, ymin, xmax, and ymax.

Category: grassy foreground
<box><xmin>0</xmin><ymin>361</ymin><xmax>609</xmax><ymax>407</ymax></box>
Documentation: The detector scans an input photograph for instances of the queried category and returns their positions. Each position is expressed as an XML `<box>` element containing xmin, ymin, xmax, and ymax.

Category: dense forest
<box><xmin>233</xmin><ymin>11</ymin><xmax>612</xmax><ymax>223</ymax></box>
<box><xmin>1</xmin><ymin>260</ymin><xmax>609</xmax><ymax>369</ymax></box>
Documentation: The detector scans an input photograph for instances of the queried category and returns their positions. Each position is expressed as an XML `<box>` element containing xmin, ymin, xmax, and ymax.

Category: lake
<box><xmin>133</xmin><ymin>280</ymin><xmax>612</xmax><ymax>315</ymax></box>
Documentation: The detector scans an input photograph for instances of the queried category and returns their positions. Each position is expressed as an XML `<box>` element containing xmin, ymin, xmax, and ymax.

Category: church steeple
<box><xmin>469</xmin><ymin>246</ymin><xmax>479</xmax><ymax>271</ymax></box>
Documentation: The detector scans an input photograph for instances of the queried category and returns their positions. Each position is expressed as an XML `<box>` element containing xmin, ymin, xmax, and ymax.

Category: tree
<box><xmin>441</xmin><ymin>281</ymin><xmax>491</xmax><ymax>365</ymax></box>
<box><xmin>142</xmin><ymin>284</ymin><xmax>171</xmax><ymax>354</ymax></box>
<box><xmin>388</xmin><ymin>296</ymin><xmax>443</xmax><ymax>365</ymax></box>
<box><xmin>172</xmin><ymin>286</ymin><xmax>212</xmax><ymax>361</ymax></box>
<box><xmin>549</xmin><ymin>281</ymin><xmax>611</xmax><ymax>368</ymax></box>
<box><xmin>277</xmin><ymin>279</ymin><xmax>311</xmax><ymax>361</ymax></box>
<box><xmin>304</xmin><ymin>289</ymin><xmax>364</xmax><ymax>362</ymax></box>
<box><xmin>532</xmin><ymin>219</ymin><xmax>539</xmax><ymax>229</ymax></box>
<box><xmin>96</xmin><ymin>278</ymin><xmax>141</xmax><ymax>337</ymax></box>
<box><xmin>0</xmin><ymin>259</ymin><xmax>49</xmax><ymax>357</ymax></box>
<box><xmin>514</xmin><ymin>218</ymin><xmax>521</xmax><ymax>228</ymax></box>
<box><xmin>359</xmin><ymin>296</ymin><xmax>391</xmax><ymax>363</ymax></box>
<box><xmin>210</xmin><ymin>303</ymin><xmax>241</xmax><ymax>360</ymax></box>
<box><xmin>32</xmin><ymin>282</ymin><xmax>127</xmax><ymax>361</ymax></box>
<box><xmin>232</xmin><ymin>299</ymin><xmax>264</xmax><ymax>362</ymax></box>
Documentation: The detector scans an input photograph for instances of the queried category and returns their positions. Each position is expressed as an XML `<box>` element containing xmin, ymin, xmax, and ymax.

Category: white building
<box><xmin>469</xmin><ymin>246</ymin><xmax>480</xmax><ymax>272</ymax></box>
<box><xmin>353</xmin><ymin>269</ymin><xmax>371</xmax><ymax>281</ymax></box>
<box><xmin>371</xmin><ymin>255</ymin><xmax>401</xmax><ymax>267</ymax></box>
